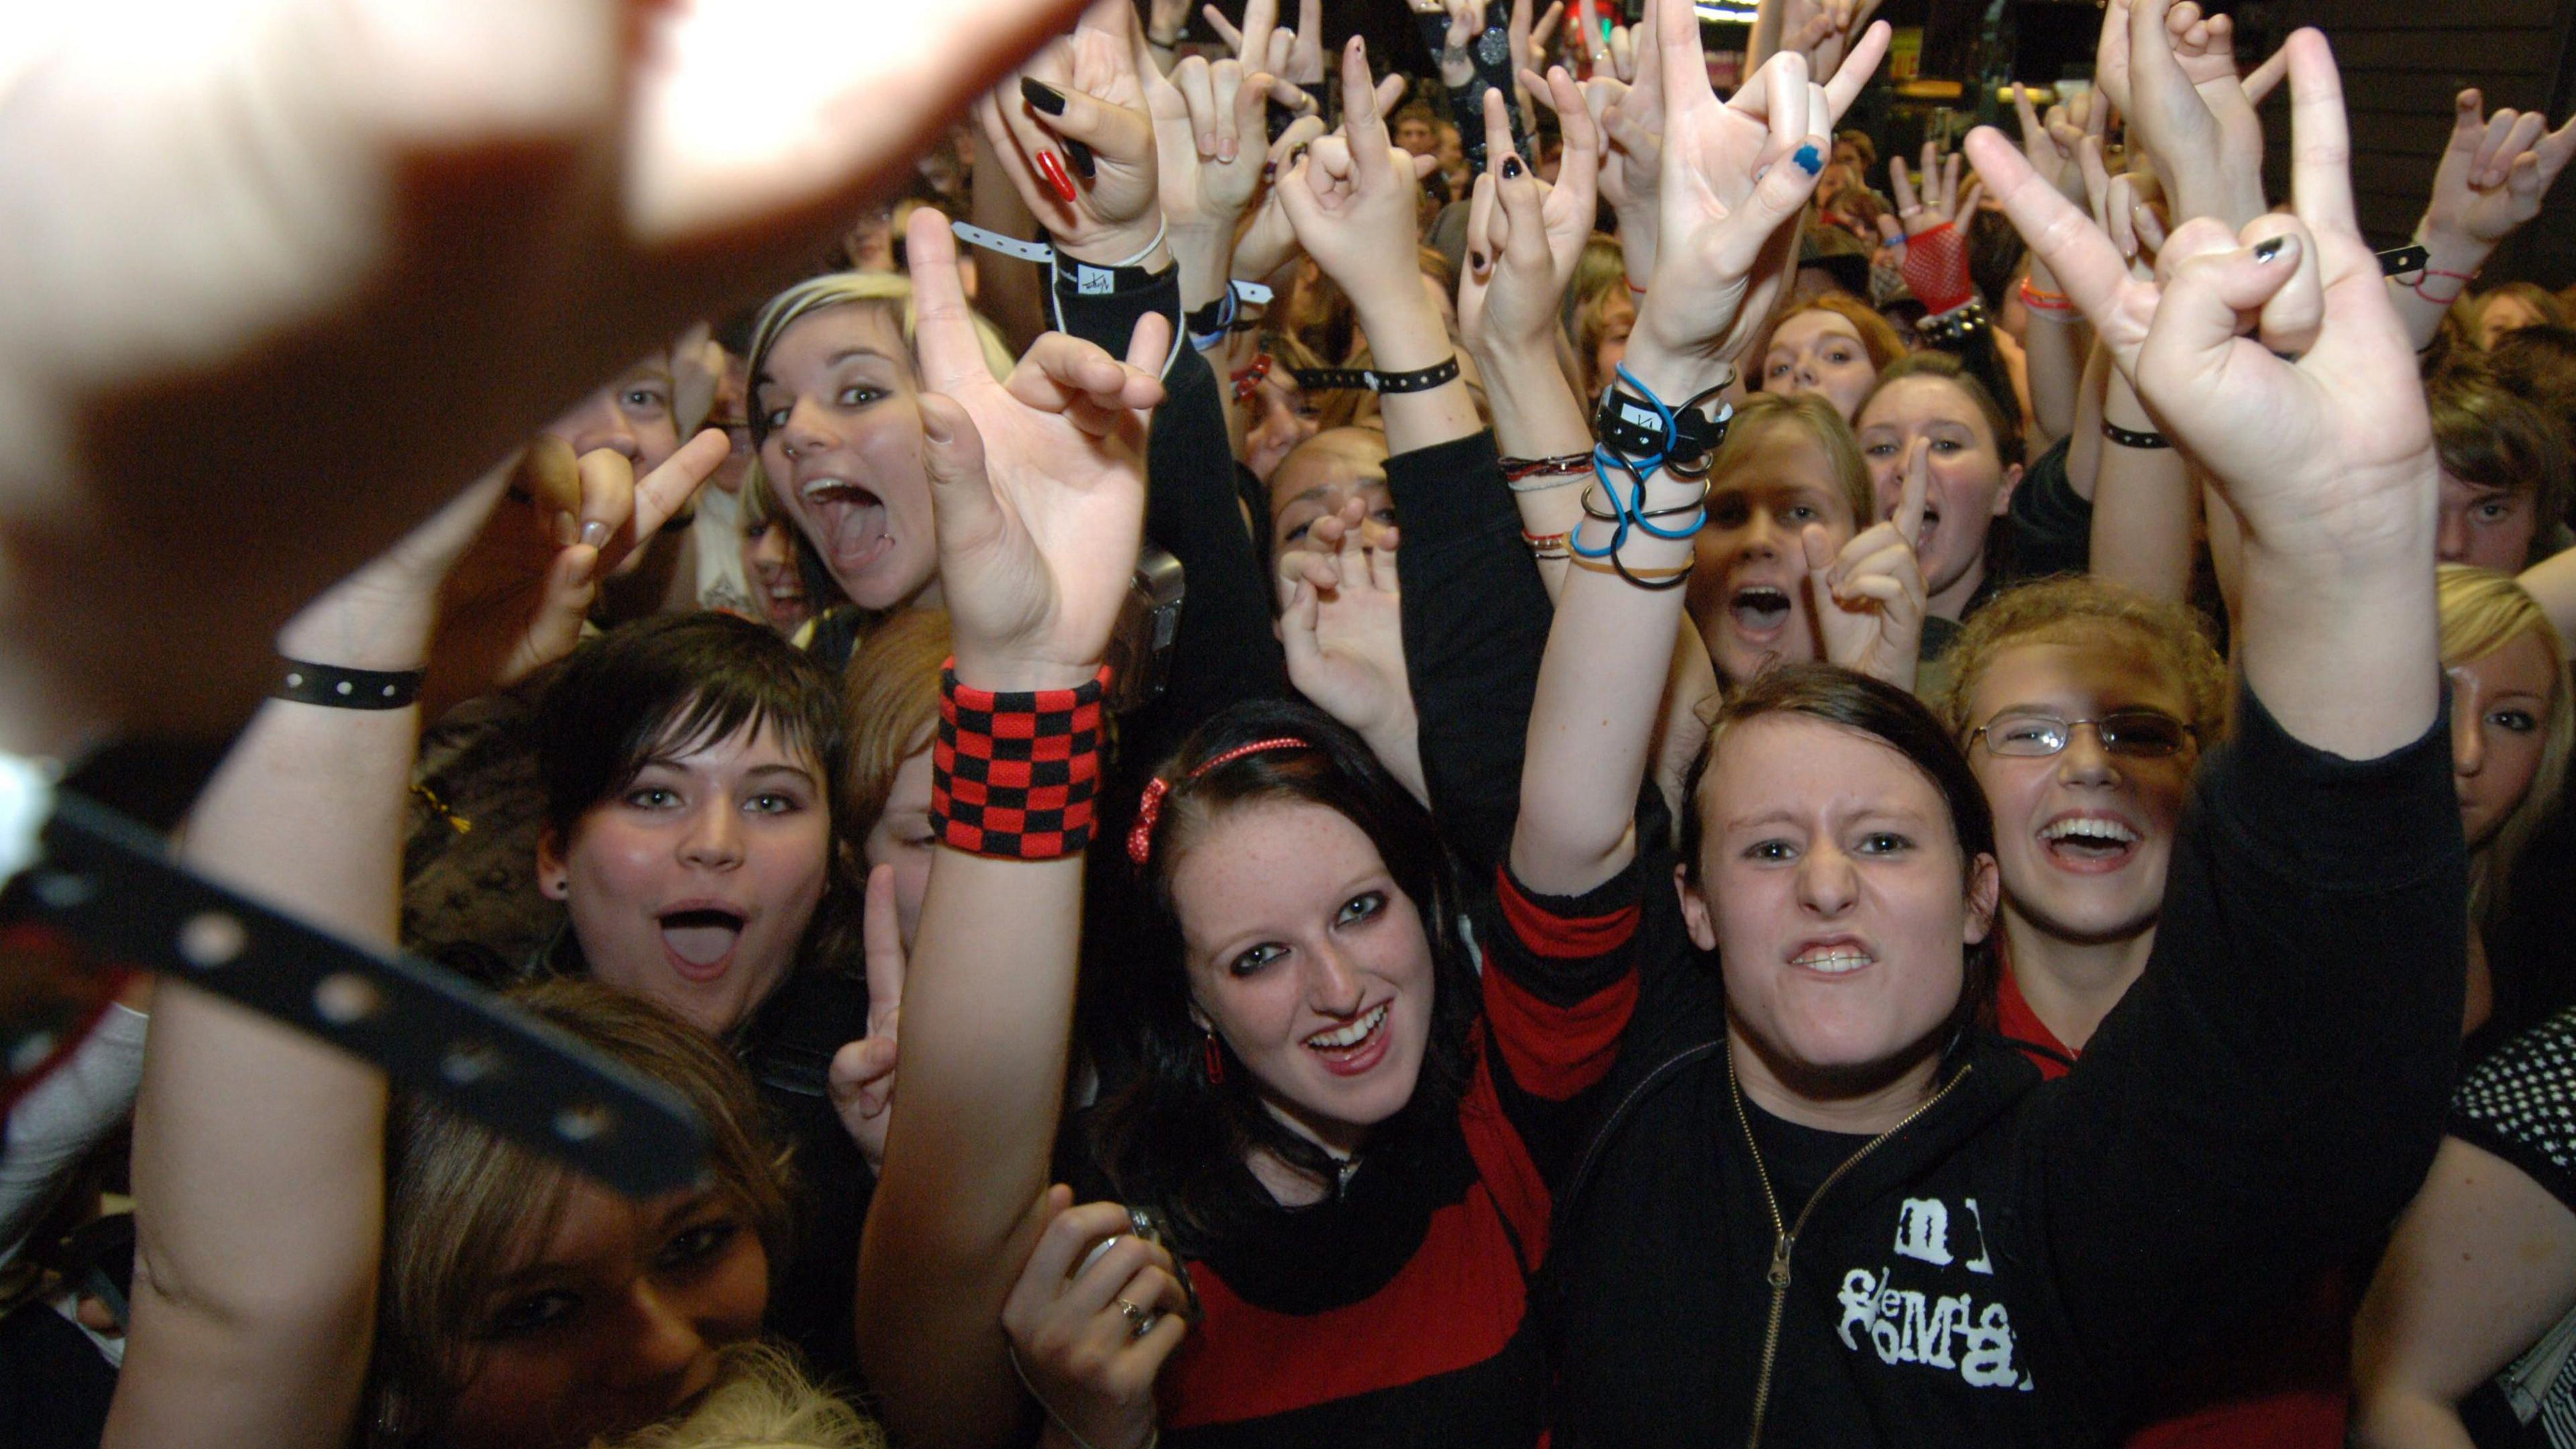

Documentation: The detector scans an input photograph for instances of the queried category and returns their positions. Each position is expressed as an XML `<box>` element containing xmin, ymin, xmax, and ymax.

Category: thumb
<box><xmin>828</xmin><ymin>1038</ymin><xmax>899</xmax><ymax>1116</ymax></box>
<box><xmin>1801</xmin><ymin>522</ymin><xmax>1837</xmax><ymax>578</ymax></box>
<box><xmin>2142</xmin><ymin>227</ymin><xmax>2304</xmax><ymax>385</ymax></box>
<box><xmin>917</xmin><ymin>392</ymin><xmax>1000</xmax><ymax>547</ymax></box>
<box><xmin>1742</xmin><ymin>133</ymin><xmax>1830</xmax><ymax>248</ymax></box>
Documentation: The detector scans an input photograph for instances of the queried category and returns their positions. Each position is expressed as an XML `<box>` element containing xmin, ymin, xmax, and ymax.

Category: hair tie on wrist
<box><xmin>276</xmin><ymin>660</ymin><xmax>425</xmax><ymax>710</ymax></box>
<box><xmin>930</xmin><ymin>663</ymin><xmax>1108</xmax><ymax>860</ymax></box>
<box><xmin>2102</xmin><ymin>420</ymin><xmax>2171</xmax><ymax>449</ymax></box>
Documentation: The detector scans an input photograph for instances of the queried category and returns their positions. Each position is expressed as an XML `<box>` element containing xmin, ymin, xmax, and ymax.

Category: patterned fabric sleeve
<box><xmin>2453</xmin><ymin>1004</ymin><xmax>2576</xmax><ymax>1217</ymax></box>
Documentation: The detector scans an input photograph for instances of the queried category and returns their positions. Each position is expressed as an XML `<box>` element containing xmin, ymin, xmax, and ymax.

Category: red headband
<box><xmin>1126</xmin><ymin>737</ymin><xmax>1312</xmax><ymax>866</ymax></box>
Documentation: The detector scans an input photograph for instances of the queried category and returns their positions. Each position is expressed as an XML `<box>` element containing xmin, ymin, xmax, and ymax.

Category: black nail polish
<box><xmin>1065</xmin><ymin>138</ymin><xmax>1097</xmax><ymax>180</ymax></box>
<box><xmin>1501</xmin><ymin>155</ymin><xmax>1525</xmax><ymax>180</ymax></box>
<box><xmin>1470</xmin><ymin>250</ymin><xmax>1488</xmax><ymax>271</ymax></box>
<box><xmin>1021</xmin><ymin>78</ymin><xmax>1069</xmax><ymax>116</ymax></box>
<box><xmin>2253</xmin><ymin>235</ymin><xmax>2287</xmax><ymax>263</ymax></box>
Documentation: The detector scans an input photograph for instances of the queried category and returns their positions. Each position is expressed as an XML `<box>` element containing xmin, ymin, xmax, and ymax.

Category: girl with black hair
<box><xmin>1533</xmin><ymin>30</ymin><xmax>2467</xmax><ymax>1446</ymax></box>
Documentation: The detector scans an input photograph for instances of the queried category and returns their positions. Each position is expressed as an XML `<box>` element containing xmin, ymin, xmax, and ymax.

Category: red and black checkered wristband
<box><xmin>929</xmin><ymin>662</ymin><xmax>1108</xmax><ymax>860</ymax></box>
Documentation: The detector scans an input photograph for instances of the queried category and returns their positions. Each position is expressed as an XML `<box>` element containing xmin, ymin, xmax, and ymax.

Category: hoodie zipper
<box><xmin>1728</xmin><ymin>1051</ymin><xmax>1972</xmax><ymax>1449</ymax></box>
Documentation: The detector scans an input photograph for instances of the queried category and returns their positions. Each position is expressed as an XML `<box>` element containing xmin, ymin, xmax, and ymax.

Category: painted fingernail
<box><xmin>1501</xmin><ymin>155</ymin><xmax>1525</xmax><ymax>179</ymax></box>
<box><xmin>1470</xmin><ymin>250</ymin><xmax>1488</xmax><ymax>272</ymax></box>
<box><xmin>1263</xmin><ymin>161</ymin><xmax>1277</xmax><ymax>180</ymax></box>
<box><xmin>2253</xmin><ymin>235</ymin><xmax>2288</xmax><ymax>263</ymax></box>
<box><xmin>1036</xmin><ymin>148</ymin><xmax>1078</xmax><ymax>203</ymax></box>
<box><xmin>1021</xmin><ymin>78</ymin><xmax>1069</xmax><ymax>116</ymax></box>
<box><xmin>1795</xmin><ymin>144</ymin><xmax>1825</xmax><ymax>176</ymax></box>
<box><xmin>1065</xmin><ymin>137</ymin><xmax>1097</xmax><ymax>180</ymax></box>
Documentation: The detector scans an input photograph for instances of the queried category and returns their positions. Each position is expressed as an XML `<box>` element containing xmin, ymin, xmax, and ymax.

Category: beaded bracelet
<box><xmin>929</xmin><ymin>663</ymin><xmax>1107</xmax><ymax>860</ymax></box>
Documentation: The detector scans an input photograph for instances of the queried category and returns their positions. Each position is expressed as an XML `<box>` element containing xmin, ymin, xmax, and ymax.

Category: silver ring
<box><xmin>1114</xmin><ymin>1298</ymin><xmax>1159</xmax><ymax>1338</ymax></box>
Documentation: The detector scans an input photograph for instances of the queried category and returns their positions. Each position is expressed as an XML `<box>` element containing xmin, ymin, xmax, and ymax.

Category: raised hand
<box><xmin>830</xmin><ymin>864</ymin><xmax>908</xmax><ymax>1171</ymax></box>
<box><xmin>2122</xmin><ymin>0</ymin><xmax>2267</xmax><ymax>231</ymax></box>
<box><xmin>0</xmin><ymin>0</ymin><xmax>1100</xmax><ymax>752</ymax></box>
<box><xmin>1002</xmin><ymin>1191</ymin><xmax>1193</xmax><ymax>1449</ymax></box>
<box><xmin>978</xmin><ymin>0</ymin><xmax>1163</xmax><ymax>263</ymax></box>
<box><xmin>1205</xmin><ymin>0</ymin><xmax>1327</xmax><ymax>86</ymax></box>
<box><xmin>1970</xmin><ymin>30</ymin><xmax>2438</xmax><ymax>754</ymax></box>
<box><xmin>2420</xmin><ymin>90</ymin><xmax>2576</xmax><ymax>258</ymax></box>
<box><xmin>1805</xmin><ymin>437</ymin><xmax>1929</xmax><ymax>691</ymax></box>
<box><xmin>2078</xmin><ymin>135</ymin><xmax>2169</xmax><ymax>282</ymax></box>
<box><xmin>1278</xmin><ymin>504</ymin><xmax>1428</xmax><ymax>800</ymax></box>
<box><xmin>1273</xmin><ymin>40</ymin><xmax>1442</xmax><ymax>316</ymax></box>
<box><xmin>1638</xmin><ymin>8</ymin><xmax>1887</xmax><ymax>367</ymax></box>
<box><xmin>1591</xmin><ymin>0</ymin><xmax>1670</xmax><ymax>282</ymax></box>
<box><xmin>427</xmin><ymin>429</ymin><xmax>729</xmax><ymax>705</ymax></box>
<box><xmin>2012</xmin><ymin>85</ymin><xmax>2100</xmax><ymax>210</ymax></box>
<box><xmin>1461</xmin><ymin>73</ymin><xmax>1601</xmax><ymax>354</ymax></box>
<box><xmin>1143</xmin><ymin>51</ymin><xmax>1277</xmax><ymax>231</ymax></box>
<box><xmin>908</xmin><ymin>209</ymin><xmax>1169</xmax><ymax>690</ymax></box>
<box><xmin>1425</xmin><ymin>0</ymin><xmax>1485</xmax><ymax>89</ymax></box>
<box><xmin>1231</xmin><ymin>114</ymin><xmax>1332</xmax><ymax>284</ymax></box>
<box><xmin>1795</xmin><ymin>0</ymin><xmax>1887</xmax><ymax>79</ymax></box>
<box><xmin>1517</xmin><ymin>0</ymin><xmax>1571</xmax><ymax>80</ymax></box>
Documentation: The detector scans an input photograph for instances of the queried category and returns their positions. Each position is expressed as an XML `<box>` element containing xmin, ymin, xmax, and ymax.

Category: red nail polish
<box><xmin>1036</xmin><ymin>149</ymin><xmax>1078</xmax><ymax>204</ymax></box>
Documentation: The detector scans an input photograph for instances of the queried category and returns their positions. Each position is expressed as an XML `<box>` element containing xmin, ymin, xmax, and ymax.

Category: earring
<box><xmin>1202</xmin><ymin>1030</ymin><xmax>1225</xmax><ymax>1085</ymax></box>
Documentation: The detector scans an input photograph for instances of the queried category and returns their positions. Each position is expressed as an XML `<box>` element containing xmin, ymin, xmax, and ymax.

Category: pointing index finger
<box><xmin>1898</xmin><ymin>437</ymin><xmax>1930</xmax><ymax>547</ymax></box>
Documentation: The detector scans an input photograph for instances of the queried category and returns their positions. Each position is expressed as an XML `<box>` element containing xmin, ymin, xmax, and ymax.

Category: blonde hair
<box><xmin>841</xmin><ymin>608</ymin><xmax>953</xmax><ymax>839</ymax></box>
<box><xmin>1928</xmin><ymin>576</ymin><xmax>2230</xmax><ymax>747</ymax></box>
<box><xmin>596</xmin><ymin>1342</ymin><xmax>885</xmax><ymax>1449</ymax></box>
<box><xmin>2439</xmin><ymin>564</ymin><xmax>2574</xmax><ymax>935</ymax></box>
<box><xmin>370</xmin><ymin>981</ymin><xmax>794</xmax><ymax>1445</ymax></box>
<box><xmin>739</xmin><ymin>270</ymin><xmax>1014</xmax><ymax>508</ymax></box>
<box><xmin>2468</xmin><ymin>282</ymin><xmax>2573</xmax><ymax>346</ymax></box>
<box><xmin>1707</xmin><ymin>392</ymin><xmax>1875</xmax><ymax>531</ymax></box>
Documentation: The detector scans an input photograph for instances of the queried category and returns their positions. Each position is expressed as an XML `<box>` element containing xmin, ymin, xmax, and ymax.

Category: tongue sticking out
<box><xmin>660</xmin><ymin>910</ymin><xmax>744</xmax><ymax>967</ymax></box>
<box><xmin>817</xmin><ymin>490</ymin><xmax>888</xmax><ymax>572</ymax></box>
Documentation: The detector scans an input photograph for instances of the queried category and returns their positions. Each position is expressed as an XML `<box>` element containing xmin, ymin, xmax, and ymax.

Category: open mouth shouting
<box><xmin>1305</xmin><ymin>1001</ymin><xmax>1393</xmax><ymax>1077</ymax></box>
<box><xmin>657</xmin><ymin>903</ymin><xmax>748</xmax><ymax>982</ymax></box>
<box><xmin>2037</xmin><ymin>812</ymin><xmax>2142</xmax><ymax>873</ymax></box>
<box><xmin>799</xmin><ymin>475</ymin><xmax>893</xmax><ymax>576</ymax></box>
<box><xmin>1729</xmin><ymin>584</ymin><xmax>1794</xmax><ymax>643</ymax></box>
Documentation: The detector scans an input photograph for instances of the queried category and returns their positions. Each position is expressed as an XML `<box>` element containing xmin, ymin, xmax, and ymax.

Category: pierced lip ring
<box><xmin>1035</xmin><ymin>149</ymin><xmax>1079</xmax><ymax>203</ymax></box>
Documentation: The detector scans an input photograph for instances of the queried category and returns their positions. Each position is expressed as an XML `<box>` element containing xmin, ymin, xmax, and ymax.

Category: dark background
<box><xmin>1179</xmin><ymin>0</ymin><xmax>2576</xmax><ymax>285</ymax></box>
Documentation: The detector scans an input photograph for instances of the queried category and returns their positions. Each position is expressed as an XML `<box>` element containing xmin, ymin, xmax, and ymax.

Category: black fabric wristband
<box><xmin>2102</xmin><ymin>421</ymin><xmax>2171</xmax><ymax>449</ymax></box>
<box><xmin>1290</xmin><ymin>357</ymin><xmax>1461</xmax><ymax>395</ymax></box>
<box><xmin>276</xmin><ymin>659</ymin><xmax>425</xmax><ymax>710</ymax></box>
<box><xmin>1051</xmin><ymin>254</ymin><xmax>1174</xmax><ymax>300</ymax></box>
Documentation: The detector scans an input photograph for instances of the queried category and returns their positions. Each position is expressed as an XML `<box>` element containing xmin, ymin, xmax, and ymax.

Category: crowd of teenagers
<box><xmin>12</xmin><ymin>0</ymin><xmax>2576</xmax><ymax>1445</ymax></box>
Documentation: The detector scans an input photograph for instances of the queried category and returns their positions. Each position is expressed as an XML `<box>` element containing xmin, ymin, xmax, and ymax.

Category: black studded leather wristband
<box><xmin>1289</xmin><ymin>357</ymin><xmax>1462</xmax><ymax>395</ymax></box>
<box><xmin>276</xmin><ymin>659</ymin><xmax>425</xmax><ymax>710</ymax></box>
<box><xmin>1592</xmin><ymin>382</ymin><xmax>1731</xmax><ymax>467</ymax></box>
<box><xmin>2102</xmin><ymin>420</ymin><xmax>2171</xmax><ymax>449</ymax></box>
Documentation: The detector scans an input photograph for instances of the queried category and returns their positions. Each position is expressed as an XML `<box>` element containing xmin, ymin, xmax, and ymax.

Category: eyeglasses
<box><xmin>1968</xmin><ymin>708</ymin><xmax>2196</xmax><ymax>759</ymax></box>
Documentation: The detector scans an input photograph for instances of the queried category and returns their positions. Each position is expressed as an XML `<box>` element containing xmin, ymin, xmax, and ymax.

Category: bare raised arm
<box><xmin>1511</xmin><ymin>19</ymin><xmax>1887</xmax><ymax>896</ymax></box>
<box><xmin>854</xmin><ymin>208</ymin><xmax>1167</xmax><ymax>1449</ymax></box>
